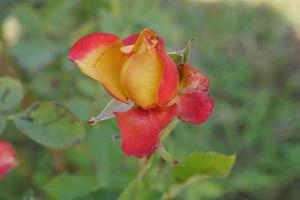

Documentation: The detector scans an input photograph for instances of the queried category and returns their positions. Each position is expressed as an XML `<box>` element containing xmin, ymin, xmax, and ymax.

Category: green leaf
<box><xmin>44</xmin><ymin>0</ymin><xmax>77</xmax><ymax>37</ymax></box>
<box><xmin>30</xmin><ymin>71</ymin><xmax>77</xmax><ymax>99</ymax></box>
<box><xmin>0</xmin><ymin>77</ymin><xmax>23</xmax><ymax>111</ymax></box>
<box><xmin>179</xmin><ymin>180</ymin><xmax>223</xmax><ymax>200</ymax></box>
<box><xmin>181</xmin><ymin>38</ymin><xmax>195</xmax><ymax>64</ymax></box>
<box><xmin>75</xmin><ymin>188</ymin><xmax>122</xmax><ymax>200</ymax></box>
<box><xmin>0</xmin><ymin>114</ymin><xmax>6</xmax><ymax>135</ymax></box>
<box><xmin>162</xmin><ymin>152</ymin><xmax>235</xmax><ymax>199</ymax></box>
<box><xmin>99</xmin><ymin>10</ymin><xmax>124</xmax><ymax>35</ymax></box>
<box><xmin>43</xmin><ymin>174</ymin><xmax>96</xmax><ymax>200</ymax></box>
<box><xmin>0</xmin><ymin>1</ymin><xmax>14</xmax><ymax>22</ymax></box>
<box><xmin>173</xmin><ymin>152</ymin><xmax>236</xmax><ymax>182</ymax></box>
<box><xmin>63</xmin><ymin>98</ymin><xmax>91</xmax><ymax>121</ymax></box>
<box><xmin>87</xmin><ymin>122</ymin><xmax>136</xmax><ymax>187</ymax></box>
<box><xmin>168</xmin><ymin>52</ymin><xmax>184</xmax><ymax>65</ymax></box>
<box><xmin>168</xmin><ymin>38</ymin><xmax>197</xmax><ymax>65</ymax></box>
<box><xmin>76</xmin><ymin>78</ymin><xmax>100</xmax><ymax>98</ymax></box>
<box><xmin>12</xmin><ymin>4</ymin><xmax>42</xmax><ymax>36</ymax></box>
<box><xmin>13</xmin><ymin>101</ymin><xmax>86</xmax><ymax>148</ymax></box>
<box><xmin>8</xmin><ymin>39</ymin><xmax>58</xmax><ymax>73</ymax></box>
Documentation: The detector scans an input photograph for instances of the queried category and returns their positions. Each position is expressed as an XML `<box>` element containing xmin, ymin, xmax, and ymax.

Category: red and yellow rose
<box><xmin>70</xmin><ymin>28</ymin><xmax>214</xmax><ymax>158</ymax></box>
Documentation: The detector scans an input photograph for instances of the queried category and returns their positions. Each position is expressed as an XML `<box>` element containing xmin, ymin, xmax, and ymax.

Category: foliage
<box><xmin>13</xmin><ymin>102</ymin><xmax>86</xmax><ymax>148</ymax></box>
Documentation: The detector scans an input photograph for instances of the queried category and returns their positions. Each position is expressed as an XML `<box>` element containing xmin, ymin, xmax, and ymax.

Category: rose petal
<box><xmin>114</xmin><ymin>105</ymin><xmax>177</xmax><ymax>158</ymax></box>
<box><xmin>0</xmin><ymin>140</ymin><xmax>19</xmax><ymax>180</ymax></box>
<box><xmin>179</xmin><ymin>64</ymin><xmax>210</xmax><ymax>95</ymax></box>
<box><xmin>120</xmin><ymin>49</ymin><xmax>163</xmax><ymax>108</ymax></box>
<box><xmin>94</xmin><ymin>41</ymin><xmax>128</xmax><ymax>102</ymax></box>
<box><xmin>120</xmin><ymin>29</ymin><xmax>179</xmax><ymax>108</ymax></box>
<box><xmin>123</xmin><ymin>34</ymin><xmax>139</xmax><ymax>46</ymax></box>
<box><xmin>157</xmin><ymin>39</ymin><xmax>179</xmax><ymax>105</ymax></box>
<box><xmin>120</xmin><ymin>29</ymin><xmax>162</xmax><ymax>108</ymax></box>
<box><xmin>176</xmin><ymin>91</ymin><xmax>214</xmax><ymax>125</ymax></box>
<box><xmin>69</xmin><ymin>33</ymin><xmax>118</xmax><ymax>81</ymax></box>
<box><xmin>69</xmin><ymin>32</ymin><xmax>128</xmax><ymax>102</ymax></box>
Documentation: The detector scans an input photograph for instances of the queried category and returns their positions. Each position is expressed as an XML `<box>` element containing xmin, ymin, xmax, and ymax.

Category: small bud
<box><xmin>0</xmin><ymin>140</ymin><xmax>19</xmax><ymax>180</ymax></box>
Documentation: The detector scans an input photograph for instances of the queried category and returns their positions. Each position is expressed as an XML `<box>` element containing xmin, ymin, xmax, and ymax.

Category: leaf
<box><xmin>8</xmin><ymin>39</ymin><xmax>58</xmax><ymax>73</ymax></box>
<box><xmin>76</xmin><ymin>78</ymin><xmax>100</xmax><ymax>98</ymax></box>
<box><xmin>0</xmin><ymin>1</ymin><xmax>14</xmax><ymax>22</ymax></box>
<box><xmin>44</xmin><ymin>0</ymin><xmax>77</xmax><ymax>37</ymax></box>
<box><xmin>0</xmin><ymin>77</ymin><xmax>23</xmax><ymax>111</ymax></box>
<box><xmin>173</xmin><ymin>152</ymin><xmax>236</xmax><ymax>182</ymax></box>
<box><xmin>87</xmin><ymin>122</ymin><xmax>135</xmax><ymax>187</ymax></box>
<box><xmin>63</xmin><ymin>98</ymin><xmax>91</xmax><ymax>121</ymax></box>
<box><xmin>168</xmin><ymin>52</ymin><xmax>184</xmax><ymax>65</ymax></box>
<box><xmin>181</xmin><ymin>38</ymin><xmax>195</xmax><ymax>64</ymax></box>
<box><xmin>162</xmin><ymin>152</ymin><xmax>235</xmax><ymax>199</ymax></box>
<box><xmin>30</xmin><ymin>71</ymin><xmax>77</xmax><ymax>99</ymax></box>
<box><xmin>13</xmin><ymin>101</ymin><xmax>86</xmax><ymax>148</ymax></box>
<box><xmin>99</xmin><ymin>10</ymin><xmax>125</xmax><ymax>35</ymax></box>
<box><xmin>43</xmin><ymin>174</ymin><xmax>96</xmax><ymax>200</ymax></box>
<box><xmin>12</xmin><ymin>4</ymin><xmax>42</xmax><ymax>36</ymax></box>
<box><xmin>179</xmin><ymin>180</ymin><xmax>223</xmax><ymax>200</ymax></box>
<box><xmin>75</xmin><ymin>188</ymin><xmax>122</xmax><ymax>200</ymax></box>
<box><xmin>167</xmin><ymin>38</ymin><xmax>196</xmax><ymax>65</ymax></box>
<box><xmin>0</xmin><ymin>115</ymin><xmax>6</xmax><ymax>135</ymax></box>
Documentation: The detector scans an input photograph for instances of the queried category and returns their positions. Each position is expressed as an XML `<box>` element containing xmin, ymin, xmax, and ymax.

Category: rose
<box><xmin>70</xmin><ymin>28</ymin><xmax>214</xmax><ymax>158</ymax></box>
<box><xmin>0</xmin><ymin>140</ymin><xmax>19</xmax><ymax>180</ymax></box>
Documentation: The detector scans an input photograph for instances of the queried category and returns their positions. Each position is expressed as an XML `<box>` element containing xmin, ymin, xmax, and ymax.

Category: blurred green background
<box><xmin>0</xmin><ymin>0</ymin><xmax>299</xmax><ymax>199</ymax></box>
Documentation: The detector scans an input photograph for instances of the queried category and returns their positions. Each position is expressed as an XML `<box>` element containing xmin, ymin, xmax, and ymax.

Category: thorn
<box><xmin>172</xmin><ymin>160</ymin><xmax>180</xmax><ymax>165</ymax></box>
<box><xmin>87</xmin><ymin>117</ymin><xmax>97</xmax><ymax>125</ymax></box>
<box><xmin>146</xmin><ymin>154</ymin><xmax>152</xmax><ymax>160</ymax></box>
<box><xmin>111</xmin><ymin>135</ymin><xmax>120</xmax><ymax>141</ymax></box>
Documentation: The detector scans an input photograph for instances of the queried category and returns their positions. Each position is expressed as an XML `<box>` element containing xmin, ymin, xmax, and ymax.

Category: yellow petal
<box><xmin>120</xmin><ymin>49</ymin><xmax>163</xmax><ymax>108</ymax></box>
<box><xmin>74</xmin><ymin>49</ymin><xmax>101</xmax><ymax>81</ymax></box>
<box><xmin>94</xmin><ymin>42</ymin><xmax>128</xmax><ymax>102</ymax></box>
<box><xmin>70</xmin><ymin>33</ymin><xmax>128</xmax><ymax>102</ymax></box>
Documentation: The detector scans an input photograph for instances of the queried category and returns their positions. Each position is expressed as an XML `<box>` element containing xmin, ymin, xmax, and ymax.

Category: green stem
<box><xmin>160</xmin><ymin>118</ymin><xmax>179</xmax><ymax>142</ymax></box>
<box><xmin>158</xmin><ymin>145</ymin><xmax>179</xmax><ymax>165</ymax></box>
<box><xmin>118</xmin><ymin>156</ymin><xmax>154</xmax><ymax>200</ymax></box>
<box><xmin>5</xmin><ymin>114</ymin><xmax>16</xmax><ymax>121</ymax></box>
<box><xmin>137</xmin><ymin>157</ymin><xmax>151</xmax><ymax>177</ymax></box>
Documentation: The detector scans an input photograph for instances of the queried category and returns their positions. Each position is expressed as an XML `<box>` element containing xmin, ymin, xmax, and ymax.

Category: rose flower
<box><xmin>70</xmin><ymin>28</ymin><xmax>214</xmax><ymax>158</ymax></box>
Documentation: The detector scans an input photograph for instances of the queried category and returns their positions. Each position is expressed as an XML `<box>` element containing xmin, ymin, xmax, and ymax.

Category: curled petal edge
<box><xmin>176</xmin><ymin>91</ymin><xmax>214</xmax><ymax>125</ymax></box>
<box><xmin>114</xmin><ymin>105</ymin><xmax>177</xmax><ymax>158</ymax></box>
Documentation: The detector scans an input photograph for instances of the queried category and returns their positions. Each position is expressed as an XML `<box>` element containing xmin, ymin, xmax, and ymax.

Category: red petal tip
<box><xmin>69</xmin><ymin>32</ymin><xmax>119</xmax><ymax>61</ymax></box>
